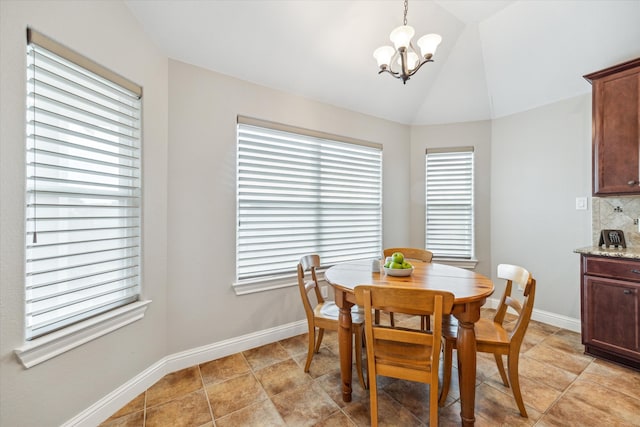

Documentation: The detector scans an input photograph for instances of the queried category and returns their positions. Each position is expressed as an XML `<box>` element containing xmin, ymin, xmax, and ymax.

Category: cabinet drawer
<box><xmin>583</xmin><ymin>256</ymin><xmax>640</xmax><ymax>281</ymax></box>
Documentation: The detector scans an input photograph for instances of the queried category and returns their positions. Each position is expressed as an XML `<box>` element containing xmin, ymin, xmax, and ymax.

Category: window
<box><xmin>236</xmin><ymin>117</ymin><xmax>382</xmax><ymax>292</ymax></box>
<box><xmin>425</xmin><ymin>147</ymin><xmax>474</xmax><ymax>259</ymax></box>
<box><xmin>25</xmin><ymin>30</ymin><xmax>143</xmax><ymax>341</ymax></box>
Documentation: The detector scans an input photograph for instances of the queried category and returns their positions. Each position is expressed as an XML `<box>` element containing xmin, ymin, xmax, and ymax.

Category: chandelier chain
<box><xmin>403</xmin><ymin>0</ymin><xmax>408</xmax><ymax>25</ymax></box>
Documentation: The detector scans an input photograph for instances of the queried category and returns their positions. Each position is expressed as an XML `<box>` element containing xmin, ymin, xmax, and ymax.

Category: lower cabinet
<box><xmin>580</xmin><ymin>255</ymin><xmax>640</xmax><ymax>370</ymax></box>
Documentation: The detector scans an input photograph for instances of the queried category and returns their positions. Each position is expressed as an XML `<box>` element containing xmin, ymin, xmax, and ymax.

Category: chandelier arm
<box><xmin>378</xmin><ymin>68</ymin><xmax>401</xmax><ymax>78</ymax></box>
<box><xmin>405</xmin><ymin>57</ymin><xmax>434</xmax><ymax>77</ymax></box>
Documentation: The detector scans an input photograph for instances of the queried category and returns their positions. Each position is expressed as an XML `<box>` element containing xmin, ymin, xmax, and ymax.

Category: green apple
<box><xmin>402</xmin><ymin>261</ymin><xmax>412</xmax><ymax>269</ymax></box>
<box><xmin>384</xmin><ymin>261</ymin><xmax>391</xmax><ymax>268</ymax></box>
<box><xmin>389</xmin><ymin>261</ymin><xmax>403</xmax><ymax>269</ymax></box>
<box><xmin>391</xmin><ymin>252</ymin><xmax>404</xmax><ymax>264</ymax></box>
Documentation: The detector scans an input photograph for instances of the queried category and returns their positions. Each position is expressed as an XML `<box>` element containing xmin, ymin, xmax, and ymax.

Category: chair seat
<box><xmin>317</xmin><ymin>301</ymin><xmax>365</xmax><ymax>324</ymax></box>
<box><xmin>442</xmin><ymin>315</ymin><xmax>510</xmax><ymax>346</ymax></box>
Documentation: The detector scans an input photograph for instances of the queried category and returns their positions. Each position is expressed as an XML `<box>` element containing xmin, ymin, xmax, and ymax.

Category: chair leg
<box><xmin>314</xmin><ymin>328</ymin><xmax>325</xmax><ymax>353</ymax></box>
<box><xmin>494</xmin><ymin>353</ymin><xmax>509</xmax><ymax>386</ymax></box>
<box><xmin>374</xmin><ymin>309</ymin><xmax>380</xmax><ymax>324</ymax></box>
<box><xmin>354</xmin><ymin>326</ymin><xmax>367</xmax><ymax>389</ymax></box>
<box><xmin>304</xmin><ymin>326</ymin><xmax>315</xmax><ymax>372</ymax></box>
<box><xmin>389</xmin><ymin>312</ymin><xmax>395</xmax><ymax>327</ymax></box>
<box><xmin>507</xmin><ymin>352</ymin><xmax>528</xmax><ymax>417</ymax></box>
<box><xmin>430</xmin><ymin>371</ymin><xmax>439</xmax><ymax>427</ymax></box>
<box><xmin>438</xmin><ymin>339</ymin><xmax>454</xmax><ymax>407</ymax></box>
<box><xmin>369</xmin><ymin>365</ymin><xmax>378</xmax><ymax>427</ymax></box>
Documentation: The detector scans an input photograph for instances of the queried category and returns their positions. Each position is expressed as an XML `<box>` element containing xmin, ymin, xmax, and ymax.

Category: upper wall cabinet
<box><xmin>584</xmin><ymin>58</ymin><xmax>640</xmax><ymax>196</ymax></box>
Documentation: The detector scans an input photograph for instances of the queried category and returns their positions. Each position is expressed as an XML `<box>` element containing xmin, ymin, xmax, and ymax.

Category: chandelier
<box><xmin>373</xmin><ymin>0</ymin><xmax>442</xmax><ymax>84</ymax></box>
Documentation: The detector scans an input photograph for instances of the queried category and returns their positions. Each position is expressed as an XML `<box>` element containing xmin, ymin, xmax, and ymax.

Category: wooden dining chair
<box><xmin>297</xmin><ymin>254</ymin><xmax>367</xmax><ymax>389</ymax></box>
<box><xmin>355</xmin><ymin>285</ymin><xmax>454</xmax><ymax>427</ymax></box>
<box><xmin>378</xmin><ymin>247</ymin><xmax>434</xmax><ymax>329</ymax></box>
<box><xmin>438</xmin><ymin>264</ymin><xmax>536</xmax><ymax>417</ymax></box>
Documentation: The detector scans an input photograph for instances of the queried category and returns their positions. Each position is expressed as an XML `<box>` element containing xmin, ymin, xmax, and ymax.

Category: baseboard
<box><xmin>64</xmin><ymin>302</ymin><xmax>581</xmax><ymax>426</ymax></box>
<box><xmin>485</xmin><ymin>298</ymin><xmax>581</xmax><ymax>333</ymax></box>
<box><xmin>63</xmin><ymin>320</ymin><xmax>307</xmax><ymax>426</ymax></box>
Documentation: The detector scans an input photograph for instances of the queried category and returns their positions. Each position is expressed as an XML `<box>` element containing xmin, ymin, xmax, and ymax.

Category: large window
<box><xmin>425</xmin><ymin>147</ymin><xmax>474</xmax><ymax>259</ymax></box>
<box><xmin>236</xmin><ymin>117</ymin><xmax>382</xmax><ymax>291</ymax></box>
<box><xmin>25</xmin><ymin>30</ymin><xmax>142</xmax><ymax>341</ymax></box>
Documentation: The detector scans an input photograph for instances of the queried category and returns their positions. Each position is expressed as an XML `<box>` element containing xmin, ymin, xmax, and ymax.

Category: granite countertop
<box><xmin>574</xmin><ymin>246</ymin><xmax>640</xmax><ymax>259</ymax></box>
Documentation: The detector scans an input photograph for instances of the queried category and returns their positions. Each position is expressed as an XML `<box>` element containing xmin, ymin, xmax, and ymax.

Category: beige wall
<box><xmin>0</xmin><ymin>1</ymin><xmax>169</xmax><ymax>425</ymax></box>
<box><xmin>491</xmin><ymin>95</ymin><xmax>592</xmax><ymax>319</ymax></box>
<box><xmin>166</xmin><ymin>60</ymin><xmax>410</xmax><ymax>353</ymax></box>
<box><xmin>409</xmin><ymin>121</ymin><xmax>493</xmax><ymax>277</ymax></box>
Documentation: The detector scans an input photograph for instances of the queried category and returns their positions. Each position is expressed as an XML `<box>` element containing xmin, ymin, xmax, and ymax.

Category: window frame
<box><xmin>425</xmin><ymin>146</ymin><xmax>477</xmax><ymax>268</ymax></box>
<box><xmin>15</xmin><ymin>28</ymin><xmax>150</xmax><ymax>368</ymax></box>
<box><xmin>234</xmin><ymin>116</ymin><xmax>383</xmax><ymax>294</ymax></box>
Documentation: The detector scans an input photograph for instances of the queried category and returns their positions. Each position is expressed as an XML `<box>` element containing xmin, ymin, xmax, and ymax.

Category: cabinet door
<box><xmin>592</xmin><ymin>66</ymin><xmax>640</xmax><ymax>195</ymax></box>
<box><xmin>583</xmin><ymin>275</ymin><xmax>640</xmax><ymax>357</ymax></box>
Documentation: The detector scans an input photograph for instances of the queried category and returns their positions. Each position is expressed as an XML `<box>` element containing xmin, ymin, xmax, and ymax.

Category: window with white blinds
<box><xmin>425</xmin><ymin>147</ymin><xmax>474</xmax><ymax>259</ymax></box>
<box><xmin>237</xmin><ymin>119</ymin><xmax>382</xmax><ymax>284</ymax></box>
<box><xmin>25</xmin><ymin>31</ymin><xmax>142</xmax><ymax>340</ymax></box>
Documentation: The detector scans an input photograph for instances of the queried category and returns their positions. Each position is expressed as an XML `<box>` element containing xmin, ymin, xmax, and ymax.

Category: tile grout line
<box><xmin>197</xmin><ymin>363</ymin><xmax>217</xmax><ymax>426</ymax></box>
<box><xmin>142</xmin><ymin>390</ymin><xmax>147</xmax><ymax>427</ymax></box>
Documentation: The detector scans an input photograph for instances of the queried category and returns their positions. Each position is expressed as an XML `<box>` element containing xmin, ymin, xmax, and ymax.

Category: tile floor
<box><xmin>100</xmin><ymin>310</ymin><xmax>640</xmax><ymax>426</ymax></box>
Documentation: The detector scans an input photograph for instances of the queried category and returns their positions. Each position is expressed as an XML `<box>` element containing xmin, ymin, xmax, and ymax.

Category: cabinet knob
<box><xmin>629</xmin><ymin>180</ymin><xmax>637</xmax><ymax>185</ymax></box>
<box><xmin>623</xmin><ymin>289</ymin><xmax>633</xmax><ymax>295</ymax></box>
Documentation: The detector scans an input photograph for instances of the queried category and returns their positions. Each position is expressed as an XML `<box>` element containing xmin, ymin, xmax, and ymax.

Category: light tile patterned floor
<box><xmin>100</xmin><ymin>310</ymin><xmax>640</xmax><ymax>426</ymax></box>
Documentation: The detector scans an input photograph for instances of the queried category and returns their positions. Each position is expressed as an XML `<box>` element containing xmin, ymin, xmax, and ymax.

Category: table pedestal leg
<box><xmin>335</xmin><ymin>289</ymin><xmax>353</xmax><ymax>402</ymax></box>
<box><xmin>455</xmin><ymin>303</ymin><xmax>482</xmax><ymax>427</ymax></box>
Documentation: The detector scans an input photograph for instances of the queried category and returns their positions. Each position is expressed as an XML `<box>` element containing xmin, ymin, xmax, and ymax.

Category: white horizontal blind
<box><xmin>425</xmin><ymin>148</ymin><xmax>474</xmax><ymax>259</ymax></box>
<box><xmin>237</xmin><ymin>123</ymin><xmax>382</xmax><ymax>281</ymax></box>
<box><xmin>25</xmin><ymin>40</ymin><xmax>142</xmax><ymax>340</ymax></box>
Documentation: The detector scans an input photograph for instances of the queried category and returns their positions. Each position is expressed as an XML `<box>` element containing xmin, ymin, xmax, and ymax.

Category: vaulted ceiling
<box><xmin>125</xmin><ymin>0</ymin><xmax>640</xmax><ymax>125</ymax></box>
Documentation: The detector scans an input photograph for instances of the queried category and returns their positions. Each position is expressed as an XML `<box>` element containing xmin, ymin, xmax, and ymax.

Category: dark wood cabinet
<box><xmin>580</xmin><ymin>255</ymin><xmax>640</xmax><ymax>370</ymax></box>
<box><xmin>584</xmin><ymin>58</ymin><xmax>640</xmax><ymax>196</ymax></box>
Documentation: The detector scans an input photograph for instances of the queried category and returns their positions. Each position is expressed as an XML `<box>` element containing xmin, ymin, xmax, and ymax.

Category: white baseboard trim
<box><xmin>485</xmin><ymin>298</ymin><xmax>581</xmax><ymax>333</ymax></box>
<box><xmin>63</xmin><ymin>320</ymin><xmax>308</xmax><ymax>427</ymax></box>
<box><xmin>64</xmin><ymin>303</ymin><xmax>581</xmax><ymax>426</ymax></box>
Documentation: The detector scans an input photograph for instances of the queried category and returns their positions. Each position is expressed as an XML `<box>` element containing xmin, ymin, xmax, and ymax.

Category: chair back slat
<box><xmin>383</xmin><ymin>247</ymin><xmax>433</xmax><ymax>262</ymax></box>
<box><xmin>497</xmin><ymin>263</ymin><xmax>530</xmax><ymax>291</ymax></box>
<box><xmin>298</xmin><ymin>254</ymin><xmax>323</xmax><ymax>305</ymax></box>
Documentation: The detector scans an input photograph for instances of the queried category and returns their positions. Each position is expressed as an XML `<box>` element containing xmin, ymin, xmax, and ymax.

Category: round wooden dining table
<box><xmin>324</xmin><ymin>259</ymin><xmax>494</xmax><ymax>427</ymax></box>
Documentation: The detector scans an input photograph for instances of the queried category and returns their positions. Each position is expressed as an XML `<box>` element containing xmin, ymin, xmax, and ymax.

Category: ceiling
<box><xmin>125</xmin><ymin>0</ymin><xmax>640</xmax><ymax>125</ymax></box>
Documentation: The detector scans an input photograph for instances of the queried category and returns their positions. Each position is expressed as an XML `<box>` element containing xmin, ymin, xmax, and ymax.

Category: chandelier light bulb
<box><xmin>406</xmin><ymin>51</ymin><xmax>419</xmax><ymax>70</ymax></box>
<box><xmin>389</xmin><ymin>25</ymin><xmax>415</xmax><ymax>50</ymax></box>
<box><xmin>417</xmin><ymin>33</ymin><xmax>442</xmax><ymax>59</ymax></box>
<box><xmin>373</xmin><ymin>45</ymin><xmax>395</xmax><ymax>67</ymax></box>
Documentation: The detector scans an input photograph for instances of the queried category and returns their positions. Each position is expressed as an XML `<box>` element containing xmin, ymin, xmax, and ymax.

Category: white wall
<box><xmin>166</xmin><ymin>60</ymin><xmax>410</xmax><ymax>353</ymax></box>
<box><xmin>409</xmin><ymin>121</ymin><xmax>493</xmax><ymax>277</ymax></box>
<box><xmin>491</xmin><ymin>94</ymin><xmax>592</xmax><ymax>320</ymax></box>
<box><xmin>0</xmin><ymin>1</ymin><xmax>169</xmax><ymax>425</ymax></box>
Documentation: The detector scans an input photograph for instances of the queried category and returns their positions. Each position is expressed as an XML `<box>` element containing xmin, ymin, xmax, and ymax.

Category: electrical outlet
<box><xmin>321</xmin><ymin>286</ymin><xmax>328</xmax><ymax>298</ymax></box>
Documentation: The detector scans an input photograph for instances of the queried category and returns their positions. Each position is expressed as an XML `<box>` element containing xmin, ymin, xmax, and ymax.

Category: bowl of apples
<box><xmin>383</xmin><ymin>252</ymin><xmax>414</xmax><ymax>277</ymax></box>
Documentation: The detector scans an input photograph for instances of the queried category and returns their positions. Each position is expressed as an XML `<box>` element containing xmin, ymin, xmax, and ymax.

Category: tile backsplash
<box><xmin>592</xmin><ymin>197</ymin><xmax>640</xmax><ymax>247</ymax></box>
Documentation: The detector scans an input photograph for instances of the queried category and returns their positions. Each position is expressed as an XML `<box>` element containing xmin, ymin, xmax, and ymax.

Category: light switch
<box><xmin>575</xmin><ymin>197</ymin><xmax>588</xmax><ymax>210</ymax></box>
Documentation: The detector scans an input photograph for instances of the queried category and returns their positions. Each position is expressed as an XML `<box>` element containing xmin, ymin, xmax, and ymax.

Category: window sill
<box><xmin>232</xmin><ymin>274</ymin><xmax>298</xmax><ymax>295</ymax></box>
<box><xmin>14</xmin><ymin>300</ymin><xmax>152</xmax><ymax>368</ymax></box>
<box><xmin>233</xmin><ymin>269</ymin><xmax>331</xmax><ymax>295</ymax></box>
<box><xmin>433</xmin><ymin>258</ymin><xmax>479</xmax><ymax>270</ymax></box>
